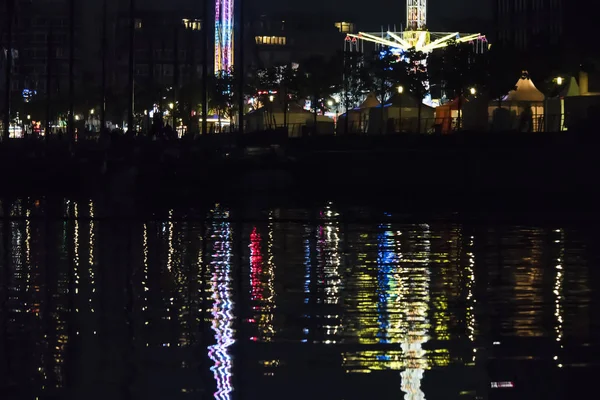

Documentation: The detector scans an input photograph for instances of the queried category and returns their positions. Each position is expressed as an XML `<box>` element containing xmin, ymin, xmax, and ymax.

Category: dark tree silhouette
<box><xmin>403</xmin><ymin>48</ymin><xmax>429</xmax><ymax>133</ymax></box>
<box><xmin>437</xmin><ymin>40</ymin><xmax>486</xmax><ymax>130</ymax></box>
<box><xmin>367</xmin><ymin>47</ymin><xmax>407</xmax><ymax>133</ymax></box>
<box><xmin>297</xmin><ymin>56</ymin><xmax>342</xmax><ymax>133</ymax></box>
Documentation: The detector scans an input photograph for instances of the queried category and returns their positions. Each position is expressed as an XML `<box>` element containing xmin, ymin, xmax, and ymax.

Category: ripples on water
<box><xmin>0</xmin><ymin>199</ymin><xmax>598</xmax><ymax>399</ymax></box>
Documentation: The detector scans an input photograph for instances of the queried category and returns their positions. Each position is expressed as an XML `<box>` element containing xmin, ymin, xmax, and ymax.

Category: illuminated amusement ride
<box><xmin>215</xmin><ymin>0</ymin><xmax>234</xmax><ymax>72</ymax></box>
<box><xmin>345</xmin><ymin>0</ymin><xmax>486</xmax><ymax>54</ymax></box>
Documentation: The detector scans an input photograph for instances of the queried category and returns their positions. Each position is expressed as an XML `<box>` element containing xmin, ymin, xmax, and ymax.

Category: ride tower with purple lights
<box><xmin>215</xmin><ymin>0</ymin><xmax>234</xmax><ymax>73</ymax></box>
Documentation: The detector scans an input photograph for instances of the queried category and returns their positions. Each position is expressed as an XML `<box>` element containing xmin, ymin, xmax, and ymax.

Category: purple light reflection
<box><xmin>208</xmin><ymin>211</ymin><xmax>234</xmax><ymax>400</ymax></box>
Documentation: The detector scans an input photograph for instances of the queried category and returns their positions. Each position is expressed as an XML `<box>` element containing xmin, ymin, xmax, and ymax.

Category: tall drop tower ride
<box><xmin>215</xmin><ymin>0</ymin><xmax>234</xmax><ymax>72</ymax></box>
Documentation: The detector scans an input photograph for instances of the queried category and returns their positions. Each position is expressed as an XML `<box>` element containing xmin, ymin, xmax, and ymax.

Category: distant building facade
<box><xmin>114</xmin><ymin>10</ymin><xmax>205</xmax><ymax>91</ymax></box>
<box><xmin>493</xmin><ymin>0</ymin><xmax>595</xmax><ymax>70</ymax></box>
<box><xmin>246</xmin><ymin>14</ymin><xmax>356</xmax><ymax>68</ymax></box>
<box><xmin>1</xmin><ymin>0</ymin><xmax>76</xmax><ymax>98</ymax></box>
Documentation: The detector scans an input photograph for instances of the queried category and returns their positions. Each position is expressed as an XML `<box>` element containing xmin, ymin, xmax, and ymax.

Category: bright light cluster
<box><xmin>215</xmin><ymin>0</ymin><xmax>234</xmax><ymax>72</ymax></box>
<box><xmin>346</xmin><ymin>30</ymin><xmax>484</xmax><ymax>53</ymax></box>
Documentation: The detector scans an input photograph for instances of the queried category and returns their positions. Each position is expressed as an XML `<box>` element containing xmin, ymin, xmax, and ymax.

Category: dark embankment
<box><xmin>1</xmin><ymin>131</ymin><xmax>599</xmax><ymax>213</ymax></box>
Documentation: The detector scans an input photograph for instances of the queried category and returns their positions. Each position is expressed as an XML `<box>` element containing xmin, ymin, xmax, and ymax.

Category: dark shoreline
<box><xmin>1</xmin><ymin>132</ymin><xmax>599</xmax><ymax>213</ymax></box>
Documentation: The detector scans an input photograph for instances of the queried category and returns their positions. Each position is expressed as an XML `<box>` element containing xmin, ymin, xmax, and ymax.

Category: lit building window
<box><xmin>335</xmin><ymin>22</ymin><xmax>355</xmax><ymax>33</ymax></box>
<box><xmin>135</xmin><ymin>19</ymin><xmax>143</xmax><ymax>30</ymax></box>
<box><xmin>255</xmin><ymin>36</ymin><xmax>286</xmax><ymax>45</ymax></box>
<box><xmin>183</xmin><ymin>19</ymin><xmax>202</xmax><ymax>31</ymax></box>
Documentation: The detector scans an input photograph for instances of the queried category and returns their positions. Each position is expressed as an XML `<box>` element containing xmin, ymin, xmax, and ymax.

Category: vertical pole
<box><xmin>3</xmin><ymin>0</ymin><xmax>14</xmax><ymax>140</ymax></box>
<box><xmin>68</xmin><ymin>0</ymin><xmax>75</xmax><ymax>142</ymax></box>
<box><xmin>399</xmin><ymin>93</ymin><xmax>402</xmax><ymax>132</ymax></box>
<box><xmin>148</xmin><ymin>33</ymin><xmax>154</xmax><ymax>135</ymax></box>
<box><xmin>173</xmin><ymin>25</ymin><xmax>179</xmax><ymax>130</ymax></box>
<box><xmin>100</xmin><ymin>0</ymin><xmax>107</xmax><ymax>133</ymax></box>
<box><xmin>45</xmin><ymin>27</ymin><xmax>53</xmax><ymax>140</ymax></box>
<box><xmin>128</xmin><ymin>0</ymin><xmax>135</xmax><ymax>134</ymax></box>
<box><xmin>201</xmin><ymin>0</ymin><xmax>208</xmax><ymax>135</ymax></box>
<box><xmin>344</xmin><ymin>51</ymin><xmax>350</xmax><ymax>135</ymax></box>
<box><xmin>237</xmin><ymin>0</ymin><xmax>244</xmax><ymax>134</ymax></box>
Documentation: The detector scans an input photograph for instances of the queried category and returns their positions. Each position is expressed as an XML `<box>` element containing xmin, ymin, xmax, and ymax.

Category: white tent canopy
<box><xmin>503</xmin><ymin>76</ymin><xmax>545</xmax><ymax>102</ymax></box>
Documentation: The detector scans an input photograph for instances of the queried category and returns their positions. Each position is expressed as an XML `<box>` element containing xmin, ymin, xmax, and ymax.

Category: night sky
<box><xmin>143</xmin><ymin>0</ymin><xmax>492</xmax><ymax>31</ymax></box>
<box><xmin>255</xmin><ymin>0</ymin><xmax>492</xmax><ymax>29</ymax></box>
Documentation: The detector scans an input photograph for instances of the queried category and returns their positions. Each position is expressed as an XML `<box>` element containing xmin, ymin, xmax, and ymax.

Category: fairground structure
<box><xmin>215</xmin><ymin>0</ymin><xmax>234</xmax><ymax>72</ymax></box>
<box><xmin>345</xmin><ymin>0</ymin><xmax>487</xmax><ymax>54</ymax></box>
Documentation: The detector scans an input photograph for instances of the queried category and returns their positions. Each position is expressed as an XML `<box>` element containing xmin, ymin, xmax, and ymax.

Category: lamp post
<box><xmin>268</xmin><ymin>95</ymin><xmax>274</xmax><ymax>128</ymax></box>
<box><xmin>327</xmin><ymin>100</ymin><xmax>335</xmax><ymax>133</ymax></box>
<box><xmin>89</xmin><ymin>109</ymin><xmax>95</xmax><ymax>132</ymax></box>
<box><xmin>397</xmin><ymin>86</ymin><xmax>403</xmax><ymax>133</ymax></box>
<box><xmin>554</xmin><ymin>77</ymin><xmax>564</xmax><ymax>131</ymax></box>
<box><xmin>469</xmin><ymin>87</ymin><xmax>476</xmax><ymax>96</ymax></box>
<box><xmin>334</xmin><ymin>98</ymin><xmax>339</xmax><ymax>132</ymax></box>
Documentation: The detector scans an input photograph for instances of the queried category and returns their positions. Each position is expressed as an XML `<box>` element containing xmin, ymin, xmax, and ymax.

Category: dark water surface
<box><xmin>0</xmin><ymin>199</ymin><xmax>599</xmax><ymax>399</ymax></box>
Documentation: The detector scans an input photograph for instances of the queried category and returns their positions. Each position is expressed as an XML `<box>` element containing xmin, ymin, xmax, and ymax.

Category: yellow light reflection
<box><xmin>343</xmin><ymin>223</ymin><xmax>440</xmax><ymax>382</ymax></box>
<box><xmin>89</xmin><ymin>201</ymin><xmax>96</xmax><ymax>314</ymax></box>
<box><xmin>466</xmin><ymin>235</ymin><xmax>476</xmax><ymax>362</ymax></box>
<box><xmin>512</xmin><ymin>229</ymin><xmax>544</xmax><ymax>337</ymax></box>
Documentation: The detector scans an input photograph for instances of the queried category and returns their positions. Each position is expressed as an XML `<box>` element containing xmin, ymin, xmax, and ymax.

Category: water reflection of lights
<box><xmin>466</xmin><ymin>235</ymin><xmax>476</xmax><ymax>362</ymax></box>
<box><xmin>400</xmin><ymin>224</ymin><xmax>431</xmax><ymax>400</ymax></box>
<box><xmin>142</xmin><ymin>223</ymin><xmax>149</xmax><ymax>325</ymax></box>
<box><xmin>554</xmin><ymin>229</ymin><xmax>564</xmax><ymax>368</ymax></box>
<box><xmin>89</xmin><ymin>201</ymin><xmax>96</xmax><ymax>314</ymax></box>
<box><xmin>249</xmin><ymin>213</ymin><xmax>277</xmax><ymax>342</ymax></box>
<box><xmin>513</xmin><ymin>229</ymin><xmax>544</xmax><ymax>337</ymax></box>
<box><xmin>376</xmin><ymin>225</ymin><xmax>400</xmax><ymax>344</ymax></box>
<box><xmin>343</xmin><ymin>223</ymin><xmax>435</xmax><ymax>380</ymax></box>
<box><xmin>25</xmin><ymin>208</ymin><xmax>31</xmax><ymax>266</ymax></box>
<box><xmin>167</xmin><ymin>209</ymin><xmax>174</xmax><ymax>272</ymax></box>
<box><xmin>317</xmin><ymin>206</ymin><xmax>342</xmax><ymax>342</ymax></box>
<box><xmin>74</xmin><ymin>202</ymin><xmax>80</xmax><ymax>302</ymax></box>
<box><xmin>265</xmin><ymin>212</ymin><xmax>276</xmax><ymax>340</ymax></box>
<box><xmin>208</xmin><ymin>208</ymin><xmax>234</xmax><ymax>400</ymax></box>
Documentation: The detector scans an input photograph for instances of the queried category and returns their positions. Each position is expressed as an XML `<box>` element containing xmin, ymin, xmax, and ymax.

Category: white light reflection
<box><xmin>207</xmin><ymin>207</ymin><xmax>234</xmax><ymax>400</ymax></box>
<box><xmin>399</xmin><ymin>224</ymin><xmax>431</xmax><ymax>400</ymax></box>
<box><xmin>167</xmin><ymin>210</ymin><xmax>174</xmax><ymax>272</ymax></box>
<box><xmin>302</xmin><ymin>223</ymin><xmax>311</xmax><ymax>343</ymax></box>
<box><xmin>142</xmin><ymin>223</ymin><xmax>149</xmax><ymax>327</ymax></box>
<box><xmin>554</xmin><ymin>228</ymin><xmax>564</xmax><ymax>368</ymax></box>
<box><xmin>265</xmin><ymin>212</ymin><xmax>276</xmax><ymax>340</ymax></box>
<box><xmin>317</xmin><ymin>206</ymin><xmax>342</xmax><ymax>342</ymax></box>
<box><xmin>74</xmin><ymin>203</ymin><xmax>80</xmax><ymax>303</ymax></box>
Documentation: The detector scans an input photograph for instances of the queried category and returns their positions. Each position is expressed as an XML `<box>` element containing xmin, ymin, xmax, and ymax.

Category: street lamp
<box><xmin>398</xmin><ymin>86</ymin><xmax>404</xmax><ymax>132</ymax></box>
<box><xmin>469</xmin><ymin>87</ymin><xmax>476</xmax><ymax>95</ymax></box>
<box><xmin>269</xmin><ymin>95</ymin><xmax>274</xmax><ymax>102</ymax></box>
<box><xmin>556</xmin><ymin>77</ymin><xmax>563</xmax><ymax>85</ymax></box>
<box><xmin>327</xmin><ymin>100</ymin><xmax>334</xmax><ymax>107</ymax></box>
<box><xmin>169</xmin><ymin>103</ymin><xmax>174</xmax><ymax>110</ymax></box>
<box><xmin>90</xmin><ymin>108</ymin><xmax>95</xmax><ymax>115</ymax></box>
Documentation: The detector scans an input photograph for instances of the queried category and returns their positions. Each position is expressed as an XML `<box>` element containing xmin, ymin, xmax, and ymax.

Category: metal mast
<box><xmin>407</xmin><ymin>0</ymin><xmax>426</xmax><ymax>30</ymax></box>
